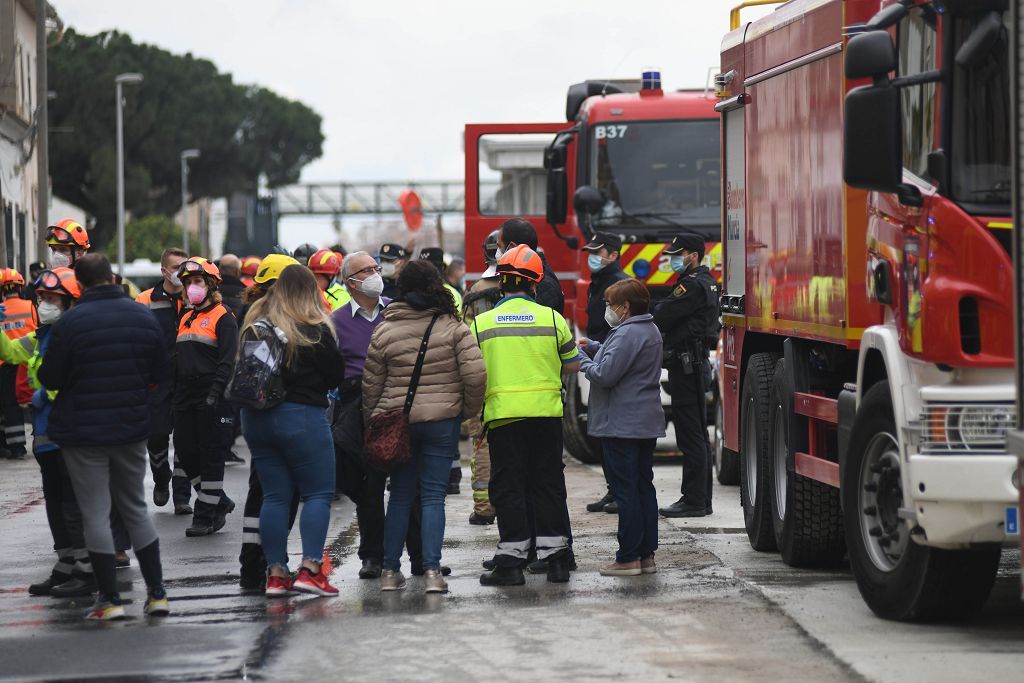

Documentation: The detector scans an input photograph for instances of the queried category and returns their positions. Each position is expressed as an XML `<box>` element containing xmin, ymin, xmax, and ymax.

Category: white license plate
<box><xmin>1006</xmin><ymin>506</ymin><xmax>1020</xmax><ymax>536</ymax></box>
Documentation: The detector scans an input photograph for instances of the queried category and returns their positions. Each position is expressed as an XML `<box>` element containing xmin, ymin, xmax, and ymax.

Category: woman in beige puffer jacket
<box><xmin>362</xmin><ymin>260</ymin><xmax>486</xmax><ymax>593</ymax></box>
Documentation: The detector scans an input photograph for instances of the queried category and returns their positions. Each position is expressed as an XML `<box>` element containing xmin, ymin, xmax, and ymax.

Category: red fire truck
<box><xmin>465</xmin><ymin>75</ymin><xmax>721</xmax><ymax>465</ymax></box>
<box><xmin>718</xmin><ymin>0</ymin><xmax>1017</xmax><ymax>620</ymax></box>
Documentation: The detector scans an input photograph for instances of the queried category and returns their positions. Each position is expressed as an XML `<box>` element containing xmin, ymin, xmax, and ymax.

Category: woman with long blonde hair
<box><xmin>239</xmin><ymin>263</ymin><xmax>346</xmax><ymax>598</ymax></box>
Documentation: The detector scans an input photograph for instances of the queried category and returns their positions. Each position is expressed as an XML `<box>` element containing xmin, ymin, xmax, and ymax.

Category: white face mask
<box><xmin>49</xmin><ymin>249</ymin><xmax>71</xmax><ymax>269</ymax></box>
<box><xmin>38</xmin><ymin>301</ymin><xmax>63</xmax><ymax>325</ymax></box>
<box><xmin>381</xmin><ymin>262</ymin><xmax>397</xmax><ymax>279</ymax></box>
<box><xmin>355</xmin><ymin>273</ymin><xmax>385</xmax><ymax>298</ymax></box>
<box><xmin>166</xmin><ymin>270</ymin><xmax>182</xmax><ymax>288</ymax></box>
<box><xmin>604</xmin><ymin>304</ymin><xmax>624</xmax><ymax>328</ymax></box>
<box><xmin>494</xmin><ymin>246</ymin><xmax>505</xmax><ymax>262</ymax></box>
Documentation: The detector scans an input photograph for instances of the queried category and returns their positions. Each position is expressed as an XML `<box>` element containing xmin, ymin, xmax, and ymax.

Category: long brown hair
<box><xmin>243</xmin><ymin>264</ymin><xmax>335</xmax><ymax>364</ymax></box>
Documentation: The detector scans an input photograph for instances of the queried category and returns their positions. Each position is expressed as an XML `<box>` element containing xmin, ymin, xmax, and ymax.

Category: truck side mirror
<box><xmin>844</xmin><ymin>84</ymin><xmax>902</xmax><ymax>192</ymax></box>
<box><xmin>572</xmin><ymin>185</ymin><xmax>604</xmax><ymax>217</ymax></box>
<box><xmin>845</xmin><ymin>30</ymin><xmax>897</xmax><ymax>81</ymax></box>
<box><xmin>544</xmin><ymin>142</ymin><xmax>568</xmax><ymax>226</ymax></box>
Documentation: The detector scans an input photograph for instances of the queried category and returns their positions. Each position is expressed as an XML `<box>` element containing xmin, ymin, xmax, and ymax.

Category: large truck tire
<box><xmin>739</xmin><ymin>352</ymin><xmax>779</xmax><ymax>551</ymax></box>
<box><xmin>714</xmin><ymin>391</ymin><xmax>740</xmax><ymax>485</ymax></box>
<box><xmin>768</xmin><ymin>359</ymin><xmax>845</xmax><ymax>567</ymax></box>
<box><xmin>562</xmin><ymin>372</ymin><xmax>602</xmax><ymax>465</ymax></box>
<box><xmin>843</xmin><ymin>381</ymin><xmax>1001</xmax><ymax>621</ymax></box>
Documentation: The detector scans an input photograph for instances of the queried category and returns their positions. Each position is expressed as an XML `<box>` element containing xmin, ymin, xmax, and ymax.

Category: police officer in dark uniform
<box><xmin>378</xmin><ymin>243</ymin><xmax>407</xmax><ymax>299</ymax></box>
<box><xmin>581</xmin><ymin>231</ymin><xmax>629</xmax><ymax>515</ymax></box>
<box><xmin>653</xmin><ymin>233</ymin><xmax>719</xmax><ymax>518</ymax></box>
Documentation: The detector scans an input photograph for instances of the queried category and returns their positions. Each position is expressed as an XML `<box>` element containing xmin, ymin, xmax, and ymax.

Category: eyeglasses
<box><xmin>350</xmin><ymin>265</ymin><xmax>382</xmax><ymax>278</ymax></box>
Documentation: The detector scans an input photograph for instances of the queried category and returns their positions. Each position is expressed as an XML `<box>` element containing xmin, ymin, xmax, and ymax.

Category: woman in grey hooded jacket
<box><xmin>578</xmin><ymin>279</ymin><xmax>665</xmax><ymax>577</ymax></box>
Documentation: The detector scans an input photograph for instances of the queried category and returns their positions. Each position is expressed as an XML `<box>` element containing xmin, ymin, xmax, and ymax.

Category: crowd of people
<box><xmin>4</xmin><ymin>214</ymin><xmax>719</xmax><ymax>619</ymax></box>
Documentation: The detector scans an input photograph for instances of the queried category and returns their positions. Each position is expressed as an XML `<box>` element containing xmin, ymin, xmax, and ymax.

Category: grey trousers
<box><xmin>63</xmin><ymin>440</ymin><xmax>159</xmax><ymax>555</ymax></box>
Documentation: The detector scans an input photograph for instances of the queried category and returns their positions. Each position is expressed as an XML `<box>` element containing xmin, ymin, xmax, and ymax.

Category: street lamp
<box><xmin>180</xmin><ymin>149</ymin><xmax>201</xmax><ymax>253</ymax></box>
<box><xmin>115</xmin><ymin>72</ymin><xmax>143</xmax><ymax>276</ymax></box>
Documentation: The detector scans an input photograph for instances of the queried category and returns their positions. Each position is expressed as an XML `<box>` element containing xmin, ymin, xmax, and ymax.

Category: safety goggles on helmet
<box><xmin>35</xmin><ymin>268</ymin><xmax>81</xmax><ymax>299</ymax></box>
<box><xmin>46</xmin><ymin>220</ymin><xmax>91</xmax><ymax>250</ymax></box>
<box><xmin>177</xmin><ymin>257</ymin><xmax>221</xmax><ymax>283</ymax></box>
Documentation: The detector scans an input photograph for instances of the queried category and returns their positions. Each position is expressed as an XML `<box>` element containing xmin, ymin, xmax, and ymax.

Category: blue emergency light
<box><xmin>632</xmin><ymin>258</ymin><xmax>652</xmax><ymax>278</ymax></box>
<box><xmin>642</xmin><ymin>70</ymin><xmax>662</xmax><ymax>90</ymax></box>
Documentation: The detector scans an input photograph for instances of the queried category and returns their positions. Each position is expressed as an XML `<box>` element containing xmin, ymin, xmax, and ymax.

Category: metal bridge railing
<box><xmin>273</xmin><ymin>180</ymin><xmax>500</xmax><ymax>216</ymax></box>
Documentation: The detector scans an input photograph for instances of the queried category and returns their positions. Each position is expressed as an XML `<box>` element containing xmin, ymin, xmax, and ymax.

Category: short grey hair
<box><xmin>219</xmin><ymin>253</ymin><xmax>240</xmax><ymax>277</ymax></box>
<box><xmin>340</xmin><ymin>251</ymin><xmax>372</xmax><ymax>280</ymax></box>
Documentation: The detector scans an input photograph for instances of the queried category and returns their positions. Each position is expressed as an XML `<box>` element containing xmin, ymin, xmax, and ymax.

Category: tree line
<box><xmin>49</xmin><ymin>29</ymin><xmax>324</xmax><ymax>251</ymax></box>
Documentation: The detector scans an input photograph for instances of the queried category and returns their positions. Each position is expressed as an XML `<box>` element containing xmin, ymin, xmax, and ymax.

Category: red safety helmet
<box><xmin>35</xmin><ymin>267</ymin><xmax>81</xmax><ymax>299</ymax></box>
<box><xmin>496</xmin><ymin>245</ymin><xmax>544</xmax><ymax>283</ymax></box>
<box><xmin>241</xmin><ymin>255</ymin><xmax>262</xmax><ymax>277</ymax></box>
<box><xmin>0</xmin><ymin>268</ymin><xmax>25</xmax><ymax>288</ymax></box>
<box><xmin>46</xmin><ymin>219</ymin><xmax>91</xmax><ymax>250</ymax></box>
<box><xmin>177</xmin><ymin>257</ymin><xmax>222</xmax><ymax>284</ymax></box>
<box><xmin>307</xmin><ymin>249</ymin><xmax>342</xmax><ymax>276</ymax></box>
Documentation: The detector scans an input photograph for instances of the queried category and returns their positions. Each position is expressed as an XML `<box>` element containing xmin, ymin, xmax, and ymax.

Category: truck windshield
<box><xmin>589</xmin><ymin>119</ymin><xmax>720</xmax><ymax>238</ymax></box>
<box><xmin>950</xmin><ymin>13</ymin><xmax>1011</xmax><ymax>207</ymax></box>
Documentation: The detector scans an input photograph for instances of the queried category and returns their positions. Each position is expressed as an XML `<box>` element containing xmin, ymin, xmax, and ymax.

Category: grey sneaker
<box><xmin>423</xmin><ymin>568</ymin><xmax>448</xmax><ymax>594</ymax></box>
<box><xmin>380</xmin><ymin>569</ymin><xmax>406</xmax><ymax>592</ymax></box>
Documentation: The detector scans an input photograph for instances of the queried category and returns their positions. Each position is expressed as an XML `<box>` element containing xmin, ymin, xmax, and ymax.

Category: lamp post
<box><xmin>180</xmin><ymin>149</ymin><xmax>200</xmax><ymax>253</ymax></box>
<box><xmin>115</xmin><ymin>72</ymin><xmax>143</xmax><ymax>276</ymax></box>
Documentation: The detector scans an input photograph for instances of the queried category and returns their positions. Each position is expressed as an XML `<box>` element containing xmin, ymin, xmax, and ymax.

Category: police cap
<box><xmin>582</xmin><ymin>231</ymin><xmax>623</xmax><ymax>253</ymax></box>
<box><xmin>418</xmin><ymin>247</ymin><xmax>445</xmax><ymax>266</ymax></box>
<box><xmin>664</xmin><ymin>232</ymin><xmax>706</xmax><ymax>258</ymax></box>
<box><xmin>379</xmin><ymin>243</ymin><xmax>407</xmax><ymax>261</ymax></box>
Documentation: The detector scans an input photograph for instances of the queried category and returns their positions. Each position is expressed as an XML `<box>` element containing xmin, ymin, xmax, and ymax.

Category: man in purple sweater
<box><xmin>330</xmin><ymin>251</ymin><xmax>437</xmax><ymax>580</ymax></box>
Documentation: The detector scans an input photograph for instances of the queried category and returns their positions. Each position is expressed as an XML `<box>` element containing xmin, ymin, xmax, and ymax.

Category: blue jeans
<box><xmin>383</xmin><ymin>417</ymin><xmax>460</xmax><ymax>571</ymax></box>
<box><xmin>241</xmin><ymin>402</ymin><xmax>335</xmax><ymax>570</ymax></box>
<box><xmin>602</xmin><ymin>437</ymin><xmax>658</xmax><ymax>563</ymax></box>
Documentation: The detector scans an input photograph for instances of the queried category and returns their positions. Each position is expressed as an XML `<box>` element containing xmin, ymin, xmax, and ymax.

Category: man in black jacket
<box><xmin>39</xmin><ymin>254</ymin><xmax>170</xmax><ymax>620</ymax></box>
<box><xmin>580</xmin><ymin>231</ymin><xmax>629</xmax><ymax>514</ymax></box>
<box><xmin>217</xmin><ymin>254</ymin><xmax>246</xmax><ymax>321</ymax></box>
<box><xmin>496</xmin><ymin>218</ymin><xmax>563</xmax><ymax>314</ymax></box>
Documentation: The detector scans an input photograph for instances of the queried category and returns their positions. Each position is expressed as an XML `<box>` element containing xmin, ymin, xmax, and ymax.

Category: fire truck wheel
<box><xmin>739</xmin><ymin>352</ymin><xmax>779</xmax><ymax>552</ymax></box>
<box><xmin>768</xmin><ymin>359</ymin><xmax>845</xmax><ymax>567</ymax></box>
<box><xmin>714</xmin><ymin>391</ymin><xmax>740</xmax><ymax>485</ymax></box>
<box><xmin>562</xmin><ymin>372</ymin><xmax>602</xmax><ymax>465</ymax></box>
<box><xmin>842</xmin><ymin>381</ymin><xmax>1001</xmax><ymax>621</ymax></box>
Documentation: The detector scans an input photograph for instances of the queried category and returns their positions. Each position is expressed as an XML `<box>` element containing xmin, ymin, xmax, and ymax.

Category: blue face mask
<box><xmin>588</xmin><ymin>254</ymin><xmax>607</xmax><ymax>273</ymax></box>
<box><xmin>670</xmin><ymin>254</ymin><xmax>688</xmax><ymax>274</ymax></box>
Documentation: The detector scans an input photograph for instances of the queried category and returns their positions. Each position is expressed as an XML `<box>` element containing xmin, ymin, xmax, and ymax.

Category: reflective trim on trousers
<box><xmin>494</xmin><ymin>538</ymin><xmax>532</xmax><ymax>558</ymax></box>
<box><xmin>173</xmin><ymin>468</ymin><xmax>187</xmax><ymax>477</ymax></box>
<box><xmin>535</xmin><ymin>535</ymin><xmax>569</xmax><ymax>560</ymax></box>
<box><xmin>241</xmin><ymin>532</ymin><xmax>262</xmax><ymax>544</ymax></box>
<box><xmin>196</xmin><ymin>491</ymin><xmax>220</xmax><ymax>505</ymax></box>
<box><xmin>149</xmin><ymin>448</ymin><xmax>169</xmax><ymax>467</ymax></box>
<box><xmin>200</xmin><ymin>481</ymin><xmax>224</xmax><ymax>491</ymax></box>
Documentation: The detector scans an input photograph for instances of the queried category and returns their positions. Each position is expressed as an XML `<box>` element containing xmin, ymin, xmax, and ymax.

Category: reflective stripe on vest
<box><xmin>473</xmin><ymin>298</ymin><xmax>564</xmax><ymax>424</ymax></box>
<box><xmin>1</xmin><ymin>298</ymin><xmax>37</xmax><ymax>339</ymax></box>
<box><xmin>176</xmin><ymin>305</ymin><xmax>227</xmax><ymax>347</ymax></box>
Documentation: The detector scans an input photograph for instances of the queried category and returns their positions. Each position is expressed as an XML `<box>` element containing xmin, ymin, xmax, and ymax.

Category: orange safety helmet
<box><xmin>496</xmin><ymin>244</ymin><xmax>544</xmax><ymax>283</ymax></box>
<box><xmin>241</xmin><ymin>255</ymin><xmax>262</xmax><ymax>277</ymax></box>
<box><xmin>307</xmin><ymin>249</ymin><xmax>342</xmax><ymax>276</ymax></box>
<box><xmin>46</xmin><ymin>219</ymin><xmax>91</xmax><ymax>250</ymax></box>
<box><xmin>0</xmin><ymin>268</ymin><xmax>25</xmax><ymax>289</ymax></box>
<box><xmin>35</xmin><ymin>267</ymin><xmax>81</xmax><ymax>299</ymax></box>
<box><xmin>177</xmin><ymin>256</ymin><xmax>222</xmax><ymax>284</ymax></box>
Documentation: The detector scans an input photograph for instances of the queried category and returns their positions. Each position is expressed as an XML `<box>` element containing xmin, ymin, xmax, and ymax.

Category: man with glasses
<box><xmin>329</xmin><ymin>252</ymin><xmax>442</xmax><ymax>579</ymax></box>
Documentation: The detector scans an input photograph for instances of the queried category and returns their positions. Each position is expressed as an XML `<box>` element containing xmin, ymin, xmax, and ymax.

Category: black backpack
<box><xmin>225</xmin><ymin>319</ymin><xmax>288</xmax><ymax>410</ymax></box>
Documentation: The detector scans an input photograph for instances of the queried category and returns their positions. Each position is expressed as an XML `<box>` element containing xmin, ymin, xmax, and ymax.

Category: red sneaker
<box><xmin>264</xmin><ymin>574</ymin><xmax>296</xmax><ymax>598</ymax></box>
<box><xmin>292</xmin><ymin>567</ymin><xmax>339</xmax><ymax>597</ymax></box>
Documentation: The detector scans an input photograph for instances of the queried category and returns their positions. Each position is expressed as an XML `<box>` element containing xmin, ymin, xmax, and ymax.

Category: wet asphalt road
<box><xmin>0</xmin><ymin>437</ymin><xmax>1021</xmax><ymax>682</ymax></box>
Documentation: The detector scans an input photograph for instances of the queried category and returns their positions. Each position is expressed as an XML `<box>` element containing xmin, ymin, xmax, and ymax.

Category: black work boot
<box><xmin>659</xmin><ymin>497</ymin><xmax>709</xmax><ymax>518</ymax></box>
<box><xmin>480</xmin><ymin>566</ymin><xmax>526</xmax><ymax>586</ymax></box>
<box><xmin>212</xmin><ymin>496</ymin><xmax>236</xmax><ymax>532</ymax></box>
<box><xmin>29</xmin><ymin>571</ymin><xmax>72</xmax><ymax>596</ymax></box>
<box><xmin>358</xmin><ymin>558</ymin><xmax>382</xmax><ymax>579</ymax></box>
<box><xmin>50</xmin><ymin>574</ymin><xmax>98</xmax><ymax>598</ymax></box>
<box><xmin>186</xmin><ymin>503</ymin><xmax>218</xmax><ymax>537</ymax></box>
<box><xmin>546</xmin><ymin>557</ymin><xmax>571</xmax><ymax>584</ymax></box>
<box><xmin>586</xmin><ymin>491</ymin><xmax>614</xmax><ymax>513</ymax></box>
<box><xmin>152</xmin><ymin>465</ymin><xmax>171</xmax><ymax>507</ymax></box>
<box><xmin>447</xmin><ymin>465</ymin><xmax>462</xmax><ymax>495</ymax></box>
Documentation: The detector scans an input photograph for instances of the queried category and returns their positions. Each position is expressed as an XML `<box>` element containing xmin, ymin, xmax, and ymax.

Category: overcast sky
<box><xmin>56</xmin><ymin>1</ymin><xmax>775</xmax><ymax>249</ymax></box>
<box><xmin>57</xmin><ymin>0</ymin><xmax>775</xmax><ymax>182</ymax></box>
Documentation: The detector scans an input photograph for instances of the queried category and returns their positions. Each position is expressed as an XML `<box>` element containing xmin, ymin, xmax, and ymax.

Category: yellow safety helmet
<box><xmin>254</xmin><ymin>254</ymin><xmax>300</xmax><ymax>284</ymax></box>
